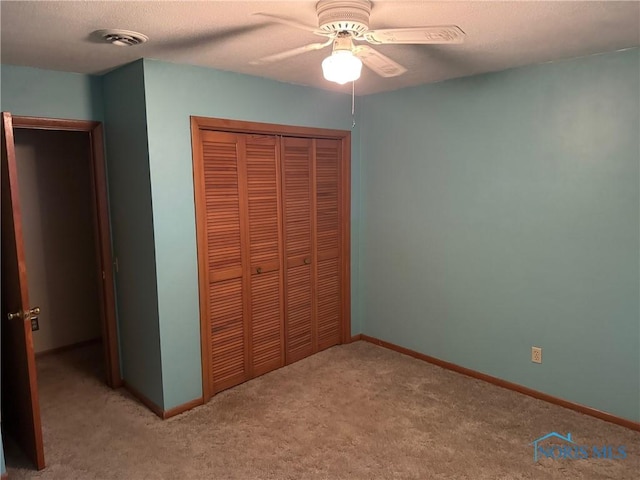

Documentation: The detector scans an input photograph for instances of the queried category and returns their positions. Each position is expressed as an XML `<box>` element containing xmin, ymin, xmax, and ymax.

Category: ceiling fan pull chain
<box><xmin>351</xmin><ymin>80</ymin><xmax>356</xmax><ymax>129</ymax></box>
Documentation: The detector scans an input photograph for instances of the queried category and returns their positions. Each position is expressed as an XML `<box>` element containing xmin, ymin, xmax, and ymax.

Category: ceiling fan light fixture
<box><xmin>322</xmin><ymin>50</ymin><xmax>362</xmax><ymax>84</ymax></box>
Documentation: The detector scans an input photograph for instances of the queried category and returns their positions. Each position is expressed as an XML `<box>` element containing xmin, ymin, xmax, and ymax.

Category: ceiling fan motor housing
<box><xmin>317</xmin><ymin>0</ymin><xmax>371</xmax><ymax>35</ymax></box>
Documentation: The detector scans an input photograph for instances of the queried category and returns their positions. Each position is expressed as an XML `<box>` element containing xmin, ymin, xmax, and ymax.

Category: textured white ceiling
<box><xmin>1</xmin><ymin>1</ymin><xmax>638</xmax><ymax>95</ymax></box>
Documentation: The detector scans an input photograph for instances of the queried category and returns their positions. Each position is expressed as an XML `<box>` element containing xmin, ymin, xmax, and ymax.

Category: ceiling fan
<box><xmin>252</xmin><ymin>0</ymin><xmax>465</xmax><ymax>84</ymax></box>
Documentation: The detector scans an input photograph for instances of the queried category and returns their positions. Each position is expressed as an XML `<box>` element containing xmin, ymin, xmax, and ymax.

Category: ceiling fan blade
<box><xmin>155</xmin><ymin>24</ymin><xmax>271</xmax><ymax>52</ymax></box>
<box><xmin>253</xmin><ymin>12</ymin><xmax>327</xmax><ymax>37</ymax></box>
<box><xmin>354</xmin><ymin>45</ymin><xmax>407</xmax><ymax>78</ymax></box>
<box><xmin>251</xmin><ymin>39</ymin><xmax>333</xmax><ymax>65</ymax></box>
<box><xmin>365</xmin><ymin>26</ymin><xmax>465</xmax><ymax>45</ymax></box>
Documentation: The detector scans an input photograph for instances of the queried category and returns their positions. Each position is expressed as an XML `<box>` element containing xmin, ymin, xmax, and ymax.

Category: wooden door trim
<box><xmin>310</xmin><ymin>139</ymin><xmax>319</xmax><ymax>353</ymax></box>
<box><xmin>11</xmin><ymin>115</ymin><xmax>121</xmax><ymax>388</ymax></box>
<box><xmin>191</xmin><ymin>116</ymin><xmax>351</xmax><ymax>140</ymax></box>
<box><xmin>340</xmin><ymin>134</ymin><xmax>352</xmax><ymax>343</ymax></box>
<box><xmin>11</xmin><ymin>117</ymin><xmax>100</xmax><ymax>132</ymax></box>
<box><xmin>190</xmin><ymin>118</ymin><xmax>211</xmax><ymax>400</ymax></box>
<box><xmin>89</xmin><ymin>123</ymin><xmax>121</xmax><ymax>387</ymax></box>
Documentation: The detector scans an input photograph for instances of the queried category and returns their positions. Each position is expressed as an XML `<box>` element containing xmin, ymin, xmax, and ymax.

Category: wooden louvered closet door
<box><xmin>314</xmin><ymin>139</ymin><xmax>342</xmax><ymax>350</ymax></box>
<box><xmin>199</xmin><ymin>131</ymin><xmax>283</xmax><ymax>395</ymax></box>
<box><xmin>245</xmin><ymin>135</ymin><xmax>285</xmax><ymax>378</ymax></box>
<box><xmin>281</xmin><ymin>137</ymin><xmax>342</xmax><ymax>364</ymax></box>
<box><xmin>281</xmin><ymin>137</ymin><xmax>314</xmax><ymax>363</ymax></box>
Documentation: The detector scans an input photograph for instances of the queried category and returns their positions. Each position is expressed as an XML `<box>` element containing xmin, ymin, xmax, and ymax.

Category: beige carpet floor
<box><xmin>4</xmin><ymin>341</ymin><xmax>639</xmax><ymax>479</ymax></box>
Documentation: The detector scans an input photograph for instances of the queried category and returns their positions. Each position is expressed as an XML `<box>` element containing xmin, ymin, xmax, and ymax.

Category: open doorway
<box><xmin>1</xmin><ymin>115</ymin><xmax>119</xmax><ymax>471</ymax></box>
<box><xmin>16</xmin><ymin>129</ymin><xmax>103</xmax><ymax>357</ymax></box>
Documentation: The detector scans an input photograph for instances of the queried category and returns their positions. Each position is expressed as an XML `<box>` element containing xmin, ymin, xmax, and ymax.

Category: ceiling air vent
<box><xmin>95</xmin><ymin>29</ymin><xmax>148</xmax><ymax>47</ymax></box>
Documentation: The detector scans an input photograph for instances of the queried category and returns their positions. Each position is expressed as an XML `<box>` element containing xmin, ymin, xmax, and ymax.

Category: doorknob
<box><xmin>303</xmin><ymin>258</ymin><xmax>311</xmax><ymax>265</ymax></box>
<box><xmin>7</xmin><ymin>306</ymin><xmax>40</xmax><ymax>321</ymax></box>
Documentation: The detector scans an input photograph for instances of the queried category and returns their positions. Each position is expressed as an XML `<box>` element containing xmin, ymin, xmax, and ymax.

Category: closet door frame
<box><xmin>9</xmin><ymin>115</ymin><xmax>121</xmax><ymax>389</ymax></box>
<box><xmin>191</xmin><ymin>116</ymin><xmax>351</xmax><ymax>401</ymax></box>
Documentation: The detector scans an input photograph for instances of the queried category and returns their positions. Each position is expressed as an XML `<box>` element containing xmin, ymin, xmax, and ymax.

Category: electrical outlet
<box><xmin>532</xmin><ymin>346</ymin><xmax>542</xmax><ymax>364</ymax></box>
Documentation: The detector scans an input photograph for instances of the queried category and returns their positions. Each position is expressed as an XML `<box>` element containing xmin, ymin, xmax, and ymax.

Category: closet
<box><xmin>191</xmin><ymin>117</ymin><xmax>350</xmax><ymax>399</ymax></box>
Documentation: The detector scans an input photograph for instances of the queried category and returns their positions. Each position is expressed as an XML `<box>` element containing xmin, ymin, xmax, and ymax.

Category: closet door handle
<box><xmin>256</xmin><ymin>267</ymin><xmax>262</xmax><ymax>274</ymax></box>
<box><xmin>303</xmin><ymin>258</ymin><xmax>311</xmax><ymax>265</ymax></box>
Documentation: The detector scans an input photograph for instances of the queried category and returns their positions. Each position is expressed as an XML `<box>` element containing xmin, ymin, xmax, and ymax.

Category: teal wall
<box><xmin>141</xmin><ymin>59</ymin><xmax>361</xmax><ymax>409</ymax></box>
<box><xmin>0</xmin><ymin>65</ymin><xmax>103</xmax><ymax>121</ymax></box>
<box><xmin>359</xmin><ymin>48</ymin><xmax>640</xmax><ymax>421</ymax></box>
<box><xmin>2</xmin><ymin>48</ymin><xmax>636</xmax><ymax>424</ymax></box>
<box><xmin>102</xmin><ymin>61</ymin><xmax>164</xmax><ymax>407</ymax></box>
<box><xmin>1</xmin><ymin>434</ymin><xmax>5</xmax><ymax>475</ymax></box>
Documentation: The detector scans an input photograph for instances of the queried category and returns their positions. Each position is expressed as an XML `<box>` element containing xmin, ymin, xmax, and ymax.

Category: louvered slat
<box><xmin>285</xmin><ymin>264</ymin><xmax>313</xmax><ymax>362</ymax></box>
<box><xmin>203</xmin><ymin>139</ymin><xmax>242</xmax><ymax>273</ymax></box>
<box><xmin>316</xmin><ymin>258</ymin><xmax>341</xmax><ymax>350</ymax></box>
<box><xmin>250</xmin><ymin>271</ymin><xmax>283</xmax><ymax>375</ymax></box>
<box><xmin>283</xmin><ymin>140</ymin><xmax>312</xmax><ymax>258</ymax></box>
<box><xmin>316</xmin><ymin>139</ymin><xmax>340</xmax><ymax>257</ymax></box>
<box><xmin>246</xmin><ymin>138</ymin><xmax>280</xmax><ymax>268</ymax></box>
<box><xmin>209</xmin><ymin>277</ymin><xmax>246</xmax><ymax>392</ymax></box>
